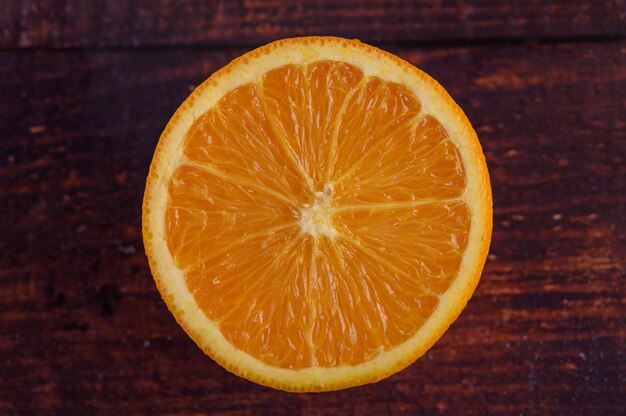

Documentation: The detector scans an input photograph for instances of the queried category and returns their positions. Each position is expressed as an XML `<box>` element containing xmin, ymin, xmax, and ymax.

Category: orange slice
<box><xmin>142</xmin><ymin>36</ymin><xmax>492</xmax><ymax>392</ymax></box>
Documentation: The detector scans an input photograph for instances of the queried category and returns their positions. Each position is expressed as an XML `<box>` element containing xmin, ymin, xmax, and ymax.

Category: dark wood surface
<box><xmin>1</xmin><ymin>1</ymin><xmax>625</xmax><ymax>415</ymax></box>
<box><xmin>2</xmin><ymin>0</ymin><xmax>626</xmax><ymax>48</ymax></box>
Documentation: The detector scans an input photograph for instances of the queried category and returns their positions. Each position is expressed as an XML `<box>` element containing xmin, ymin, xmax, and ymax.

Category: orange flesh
<box><xmin>165</xmin><ymin>61</ymin><xmax>469</xmax><ymax>369</ymax></box>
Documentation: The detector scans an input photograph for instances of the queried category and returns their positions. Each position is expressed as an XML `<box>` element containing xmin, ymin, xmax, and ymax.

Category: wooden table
<box><xmin>1</xmin><ymin>1</ymin><xmax>624</xmax><ymax>414</ymax></box>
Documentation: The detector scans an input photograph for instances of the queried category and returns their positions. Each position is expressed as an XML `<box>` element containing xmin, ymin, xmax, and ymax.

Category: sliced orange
<box><xmin>142</xmin><ymin>37</ymin><xmax>492</xmax><ymax>392</ymax></box>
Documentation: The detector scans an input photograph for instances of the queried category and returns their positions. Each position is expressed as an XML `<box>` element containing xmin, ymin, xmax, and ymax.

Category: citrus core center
<box><xmin>298</xmin><ymin>190</ymin><xmax>337</xmax><ymax>239</ymax></box>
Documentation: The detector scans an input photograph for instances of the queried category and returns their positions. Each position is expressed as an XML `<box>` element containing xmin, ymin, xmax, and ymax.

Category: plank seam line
<box><xmin>0</xmin><ymin>34</ymin><xmax>624</xmax><ymax>53</ymax></box>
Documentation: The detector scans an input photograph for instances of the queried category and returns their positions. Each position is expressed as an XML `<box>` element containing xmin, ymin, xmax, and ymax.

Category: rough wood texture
<box><xmin>1</xmin><ymin>41</ymin><xmax>625</xmax><ymax>414</ymax></box>
<box><xmin>1</xmin><ymin>0</ymin><xmax>625</xmax><ymax>48</ymax></box>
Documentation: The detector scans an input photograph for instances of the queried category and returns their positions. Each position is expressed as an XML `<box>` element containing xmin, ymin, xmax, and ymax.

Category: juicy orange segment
<box><xmin>183</xmin><ymin>84</ymin><xmax>308</xmax><ymax>201</ymax></box>
<box><xmin>260</xmin><ymin>61</ymin><xmax>364</xmax><ymax>189</ymax></box>
<box><xmin>143</xmin><ymin>37</ymin><xmax>492</xmax><ymax>392</ymax></box>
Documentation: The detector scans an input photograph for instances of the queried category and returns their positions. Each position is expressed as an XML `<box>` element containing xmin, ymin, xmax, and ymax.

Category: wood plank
<box><xmin>1</xmin><ymin>0</ymin><xmax>625</xmax><ymax>49</ymax></box>
<box><xmin>1</xmin><ymin>42</ymin><xmax>625</xmax><ymax>414</ymax></box>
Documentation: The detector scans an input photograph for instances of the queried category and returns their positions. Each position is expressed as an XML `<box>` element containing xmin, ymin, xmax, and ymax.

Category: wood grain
<box><xmin>1</xmin><ymin>0</ymin><xmax>625</xmax><ymax>49</ymax></box>
<box><xmin>1</xmin><ymin>41</ymin><xmax>624</xmax><ymax>414</ymax></box>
